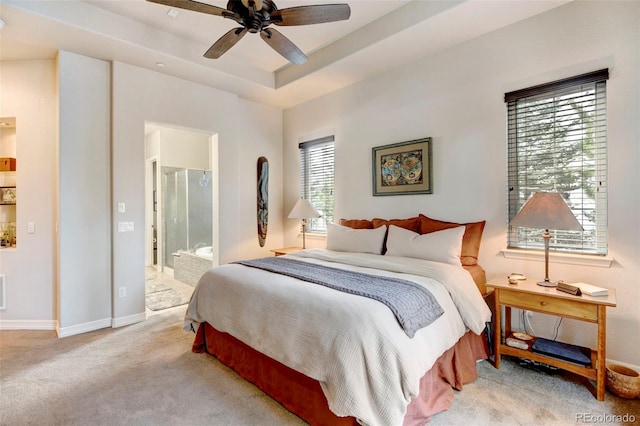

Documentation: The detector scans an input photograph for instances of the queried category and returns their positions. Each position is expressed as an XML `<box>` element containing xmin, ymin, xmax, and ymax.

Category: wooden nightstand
<box><xmin>270</xmin><ymin>247</ymin><xmax>303</xmax><ymax>256</ymax></box>
<box><xmin>486</xmin><ymin>278</ymin><xmax>616</xmax><ymax>401</ymax></box>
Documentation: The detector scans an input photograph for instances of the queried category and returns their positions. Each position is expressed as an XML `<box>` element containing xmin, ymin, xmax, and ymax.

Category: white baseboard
<box><xmin>57</xmin><ymin>317</ymin><xmax>112</xmax><ymax>338</ymax></box>
<box><xmin>0</xmin><ymin>319</ymin><xmax>57</xmax><ymax>330</ymax></box>
<box><xmin>0</xmin><ymin>313</ymin><xmax>147</xmax><ymax>336</ymax></box>
<box><xmin>112</xmin><ymin>312</ymin><xmax>146</xmax><ymax>328</ymax></box>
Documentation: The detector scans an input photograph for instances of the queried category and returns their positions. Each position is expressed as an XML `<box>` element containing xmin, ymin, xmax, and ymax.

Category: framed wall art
<box><xmin>0</xmin><ymin>187</ymin><xmax>16</xmax><ymax>205</ymax></box>
<box><xmin>372</xmin><ymin>138</ymin><xmax>432</xmax><ymax>196</ymax></box>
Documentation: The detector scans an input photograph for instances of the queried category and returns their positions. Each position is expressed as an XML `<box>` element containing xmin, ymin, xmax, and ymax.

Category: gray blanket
<box><xmin>235</xmin><ymin>257</ymin><xmax>443</xmax><ymax>337</ymax></box>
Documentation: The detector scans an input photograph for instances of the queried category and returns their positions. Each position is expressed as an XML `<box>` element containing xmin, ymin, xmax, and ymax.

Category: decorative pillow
<box><xmin>339</xmin><ymin>218</ymin><xmax>374</xmax><ymax>229</ymax></box>
<box><xmin>371</xmin><ymin>217</ymin><xmax>420</xmax><ymax>232</ymax></box>
<box><xmin>418</xmin><ymin>214</ymin><xmax>486</xmax><ymax>266</ymax></box>
<box><xmin>385</xmin><ymin>225</ymin><xmax>465</xmax><ymax>265</ymax></box>
<box><xmin>326</xmin><ymin>223</ymin><xmax>386</xmax><ymax>254</ymax></box>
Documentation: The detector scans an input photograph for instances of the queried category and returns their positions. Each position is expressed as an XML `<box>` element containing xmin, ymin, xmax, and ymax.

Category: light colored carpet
<box><xmin>0</xmin><ymin>306</ymin><xmax>304</xmax><ymax>426</ymax></box>
<box><xmin>0</xmin><ymin>307</ymin><xmax>638</xmax><ymax>425</ymax></box>
<box><xmin>430</xmin><ymin>358</ymin><xmax>639</xmax><ymax>426</ymax></box>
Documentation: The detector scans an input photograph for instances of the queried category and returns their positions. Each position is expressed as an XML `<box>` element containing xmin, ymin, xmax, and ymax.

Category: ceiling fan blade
<box><xmin>146</xmin><ymin>0</ymin><xmax>229</xmax><ymax>17</ymax></box>
<box><xmin>260</xmin><ymin>28</ymin><xmax>307</xmax><ymax>65</ymax></box>
<box><xmin>271</xmin><ymin>4</ymin><xmax>351</xmax><ymax>26</ymax></box>
<box><xmin>204</xmin><ymin>28</ymin><xmax>248</xmax><ymax>59</ymax></box>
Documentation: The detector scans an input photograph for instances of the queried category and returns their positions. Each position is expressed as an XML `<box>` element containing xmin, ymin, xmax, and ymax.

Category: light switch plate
<box><xmin>118</xmin><ymin>222</ymin><xmax>134</xmax><ymax>232</ymax></box>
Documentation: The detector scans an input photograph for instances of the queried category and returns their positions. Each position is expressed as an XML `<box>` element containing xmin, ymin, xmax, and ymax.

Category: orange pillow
<box><xmin>418</xmin><ymin>214</ymin><xmax>485</xmax><ymax>266</ymax></box>
<box><xmin>371</xmin><ymin>217</ymin><xmax>420</xmax><ymax>232</ymax></box>
<box><xmin>339</xmin><ymin>218</ymin><xmax>374</xmax><ymax>229</ymax></box>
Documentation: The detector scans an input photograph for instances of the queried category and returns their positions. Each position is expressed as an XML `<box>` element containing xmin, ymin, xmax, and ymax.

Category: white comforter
<box><xmin>184</xmin><ymin>249</ymin><xmax>491</xmax><ymax>426</ymax></box>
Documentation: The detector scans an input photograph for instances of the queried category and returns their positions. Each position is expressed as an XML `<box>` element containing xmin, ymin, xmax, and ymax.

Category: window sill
<box><xmin>298</xmin><ymin>232</ymin><xmax>326</xmax><ymax>241</ymax></box>
<box><xmin>501</xmin><ymin>248</ymin><xmax>613</xmax><ymax>268</ymax></box>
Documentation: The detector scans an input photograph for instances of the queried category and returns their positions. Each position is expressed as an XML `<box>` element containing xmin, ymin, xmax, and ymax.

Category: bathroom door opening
<box><xmin>144</xmin><ymin>123</ymin><xmax>219</xmax><ymax>276</ymax></box>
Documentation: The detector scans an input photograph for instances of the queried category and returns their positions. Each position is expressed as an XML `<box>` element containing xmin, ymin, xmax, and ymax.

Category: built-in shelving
<box><xmin>1</xmin><ymin>117</ymin><xmax>17</xmax><ymax>248</ymax></box>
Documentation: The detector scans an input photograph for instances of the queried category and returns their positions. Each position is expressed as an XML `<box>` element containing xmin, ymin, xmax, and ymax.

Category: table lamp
<box><xmin>288</xmin><ymin>198</ymin><xmax>321</xmax><ymax>249</ymax></box>
<box><xmin>509</xmin><ymin>192</ymin><xmax>583</xmax><ymax>287</ymax></box>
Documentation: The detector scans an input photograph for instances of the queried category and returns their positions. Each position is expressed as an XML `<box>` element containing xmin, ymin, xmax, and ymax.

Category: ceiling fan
<box><xmin>147</xmin><ymin>0</ymin><xmax>351</xmax><ymax>65</ymax></box>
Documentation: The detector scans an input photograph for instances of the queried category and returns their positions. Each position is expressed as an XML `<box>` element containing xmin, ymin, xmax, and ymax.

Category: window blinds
<box><xmin>299</xmin><ymin>136</ymin><xmax>335</xmax><ymax>233</ymax></box>
<box><xmin>506</xmin><ymin>69</ymin><xmax>608</xmax><ymax>255</ymax></box>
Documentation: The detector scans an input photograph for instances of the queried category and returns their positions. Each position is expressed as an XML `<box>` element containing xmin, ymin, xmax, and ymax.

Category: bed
<box><xmin>184</xmin><ymin>214</ymin><xmax>492</xmax><ymax>425</ymax></box>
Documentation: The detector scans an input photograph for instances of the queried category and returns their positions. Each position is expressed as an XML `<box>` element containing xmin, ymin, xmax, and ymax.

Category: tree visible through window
<box><xmin>299</xmin><ymin>136</ymin><xmax>334</xmax><ymax>233</ymax></box>
<box><xmin>506</xmin><ymin>69</ymin><xmax>608</xmax><ymax>255</ymax></box>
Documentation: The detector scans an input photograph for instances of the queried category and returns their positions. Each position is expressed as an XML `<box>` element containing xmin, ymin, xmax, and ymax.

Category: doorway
<box><xmin>144</xmin><ymin>123</ymin><xmax>219</xmax><ymax>278</ymax></box>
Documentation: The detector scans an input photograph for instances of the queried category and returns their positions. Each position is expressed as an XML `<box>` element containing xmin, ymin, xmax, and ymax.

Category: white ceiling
<box><xmin>0</xmin><ymin>0</ymin><xmax>572</xmax><ymax>109</ymax></box>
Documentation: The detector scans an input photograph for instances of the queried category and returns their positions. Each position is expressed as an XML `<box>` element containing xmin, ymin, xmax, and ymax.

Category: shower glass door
<box><xmin>163</xmin><ymin>168</ymin><xmax>188</xmax><ymax>269</ymax></box>
<box><xmin>162</xmin><ymin>167</ymin><xmax>213</xmax><ymax>269</ymax></box>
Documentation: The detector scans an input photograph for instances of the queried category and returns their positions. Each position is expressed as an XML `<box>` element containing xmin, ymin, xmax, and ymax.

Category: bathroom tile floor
<box><xmin>145</xmin><ymin>266</ymin><xmax>195</xmax><ymax>316</ymax></box>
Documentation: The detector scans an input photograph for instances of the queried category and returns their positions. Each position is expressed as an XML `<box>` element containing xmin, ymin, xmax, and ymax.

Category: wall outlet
<box><xmin>526</xmin><ymin>310</ymin><xmax>533</xmax><ymax>318</ymax></box>
<box><xmin>118</xmin><ymin>287</ymin><xmax>126</xmax><ymax>298</ymax></box>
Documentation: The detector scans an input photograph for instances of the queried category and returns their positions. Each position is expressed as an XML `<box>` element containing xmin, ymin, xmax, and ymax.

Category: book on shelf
<box><xmin>573</xmin><ymin>282</ymin><xmax>608</xmax><ymax>296</ymax></box>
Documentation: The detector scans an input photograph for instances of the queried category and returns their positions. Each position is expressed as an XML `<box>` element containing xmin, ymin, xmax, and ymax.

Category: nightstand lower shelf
<box><xmin>500</xmin><ymin>344</ymin><xmax>598</xmax><ymax>381</ymax></box>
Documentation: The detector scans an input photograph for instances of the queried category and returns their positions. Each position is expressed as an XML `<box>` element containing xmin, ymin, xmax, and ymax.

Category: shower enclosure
<box><xmin>162</xmin><ymin>167</ymin><xmax>213</xmax><ymax>269</ymax></box>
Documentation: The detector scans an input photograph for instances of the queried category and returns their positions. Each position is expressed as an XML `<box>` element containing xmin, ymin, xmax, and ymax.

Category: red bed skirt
<box><xmin>193</xmin><ymin>324</ymin><xmax>489</xmax><ymax>425</ymax></box>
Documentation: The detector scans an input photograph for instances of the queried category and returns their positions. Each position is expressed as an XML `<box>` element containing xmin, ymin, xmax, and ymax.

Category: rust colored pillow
<box><xmin>418</xmin><ymin>214</ymin><xmax>486</xmax><ymax>266</ymax></box>
<box><xmin>339</xmin><ymin>218</ymin><xmax>374</xmax><ymax>229</ymax></box>
<box><xmin>371</xmin><ymin>217</ymin><xmax>420</xmax><ymax>232</ymax></box>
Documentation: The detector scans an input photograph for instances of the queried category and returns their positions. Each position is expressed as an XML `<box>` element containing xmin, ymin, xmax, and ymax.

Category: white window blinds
<box><xmin>299</xmin><ymin>136</ymin><xmax>334</xmax><ymax>233</ymax></box>
<box><xmin>506</xmin><ymin>69</ymin><xmax>608</xmax><ymax>255</ymax></box>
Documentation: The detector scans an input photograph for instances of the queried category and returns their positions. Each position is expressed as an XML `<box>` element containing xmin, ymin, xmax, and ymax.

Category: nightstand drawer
<box><xmin>499</xmin><ymin>289</ymin><xmax>598</xmax><ymax>321</ymax></box>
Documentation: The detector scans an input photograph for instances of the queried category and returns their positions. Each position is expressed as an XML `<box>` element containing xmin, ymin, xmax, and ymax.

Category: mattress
<box><xmin>185</xmin><ymin>249</ymin><xmax>491</xmax><ymax>425</ymax></box>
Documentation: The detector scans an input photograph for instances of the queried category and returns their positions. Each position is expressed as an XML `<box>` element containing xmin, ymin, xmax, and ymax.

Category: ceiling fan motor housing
<box><xmin>227</xmin><ymin>0</ymin><xmax>277</xmax><ymax>33</ymax></box>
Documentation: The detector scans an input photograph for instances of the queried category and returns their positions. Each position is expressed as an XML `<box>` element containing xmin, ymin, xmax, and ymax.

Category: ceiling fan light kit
<box><xmin>147</xmin><ymin>0</ymin><xmax>351</xmax><ymax>65</ymax></box>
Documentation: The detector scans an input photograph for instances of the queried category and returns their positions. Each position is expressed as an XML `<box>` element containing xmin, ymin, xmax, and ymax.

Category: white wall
<box><xmin>0</xmin><ymin>57</ymin><xmax>284</xmax><ymax>334</ymax></box>
<box><xmin>154</xmin><ymin>127</ymin><xmax>211</xmax><ymax>170</ymax></box>
<box><xmin>283</xmin><ymin>1</ymin><xmax>640</xmax><ymax>366</ymax></box>
<box><xmin>57</xmin><ymin>51</ymin><xmax>112</xmax><ymax>336</ymax></box>
<box><xmin>234</xmin><ymin>99</ymin><xmax>284</xmax><ymax>258</ymax></box>
<box><xmin>111</xmin><ymin>62</ymin><xmax>284</xmax><ymax>325</ymax></box>
<box><xmin>0</xmin><ymin>60</ymin><xmax>57</xmax><ymax>328</ymax></box>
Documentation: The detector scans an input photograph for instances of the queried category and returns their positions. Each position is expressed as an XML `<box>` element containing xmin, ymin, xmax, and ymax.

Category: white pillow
<box><xmin>326</xmin><ymin>223</ymin><xmax>386</xmax><ymax>255</ymax></box>
<box><xmin>385</xmin><ymin>224</ymin><xmax>464</xmax><ymax>265</ymax></box>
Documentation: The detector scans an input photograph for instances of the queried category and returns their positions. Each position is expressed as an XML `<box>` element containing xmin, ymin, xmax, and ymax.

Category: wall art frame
<box><xmin>0</xmin><ymin>187</ymin><xmax>16</xmax><ymax>205</ymax></box>
<box><xmin>372</xmin><ymin>137</ymin><xmax>432</xmax><ymax>196</ymax></box>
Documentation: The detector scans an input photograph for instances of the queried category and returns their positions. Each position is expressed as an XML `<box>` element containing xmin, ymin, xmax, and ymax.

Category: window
<box><xmin>299</xmin><ymin>136</ymin><xmax>334</xmax><ymax>233</ymax></box>
<box><xmin>506</xmin><ymin>69</ymin><xmax>608</xmax><ymax>255</ymax></box>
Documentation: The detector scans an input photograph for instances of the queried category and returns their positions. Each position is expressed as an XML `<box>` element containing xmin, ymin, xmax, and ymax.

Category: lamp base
<box><xmin>537</xmin><ymin>279</ymin><xmax>557</xmax><ymax>287</ymax></box>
